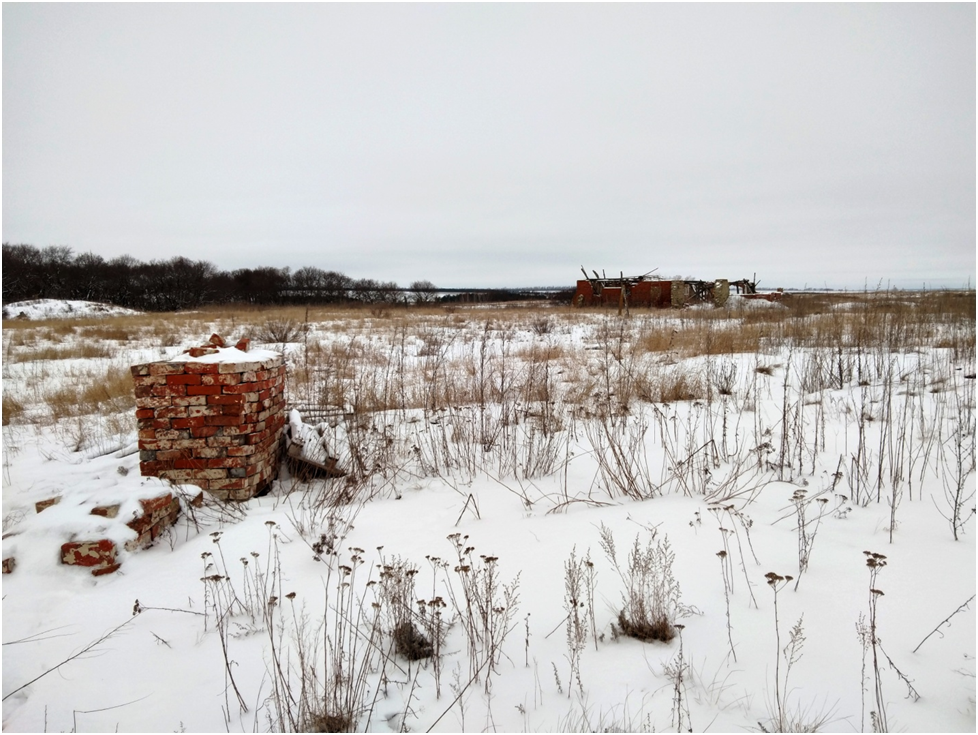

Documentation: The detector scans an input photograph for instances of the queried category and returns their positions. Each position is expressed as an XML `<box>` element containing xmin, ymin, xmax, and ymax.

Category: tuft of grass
<box><xmin>2</xmin><ymin>394</ymin><xmax>25</xmax><ymax>425</ymax></box>
<box><xmin>600</xmin><ymin>525</ymin><xmax>692</xmax><ymax>645</ymax></box>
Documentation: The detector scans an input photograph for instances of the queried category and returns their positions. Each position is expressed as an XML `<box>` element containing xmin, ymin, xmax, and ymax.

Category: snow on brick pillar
<box><xmin>131</xmin><ymin>340</ymin><xmax>286</xmax><ymax>501</ymax></box>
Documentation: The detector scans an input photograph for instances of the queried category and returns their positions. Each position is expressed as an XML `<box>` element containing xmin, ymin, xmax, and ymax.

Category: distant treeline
<box><xmin>2</xmin><ymin>243</ymin><xmax>563</xmax><ymax>311</ymax></box>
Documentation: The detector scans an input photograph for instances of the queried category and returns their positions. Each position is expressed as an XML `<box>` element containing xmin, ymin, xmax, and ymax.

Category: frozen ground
<box><xmin>1</xmin><ymin>299</ymin><xmax>975</xmax><ymax>733</ymax></box>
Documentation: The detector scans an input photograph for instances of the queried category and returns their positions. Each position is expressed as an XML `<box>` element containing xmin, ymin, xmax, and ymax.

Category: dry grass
<box><xmin>3</xmin><ymin>290</ymin><xmax>973</xmax><ymax>428</ymax></box>
<box><xmin>7</xmin><ymin>342</ymin><xmax>114</xmax><ymax>363</ymax></box>
<box><xmin>44</xmin><ymin>365</ymin><xmax>133</xmax><ymax>421</ymax></box>
<box><xmin>2</xmin><ymin>394</ymin><xmax>25</xmax><ymax>425</ymax></box>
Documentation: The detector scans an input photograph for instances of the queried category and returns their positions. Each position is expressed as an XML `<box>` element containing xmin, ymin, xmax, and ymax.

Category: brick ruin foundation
<box><xmin>2</xmin><ymin>337</ymin><xmax>287</xmax><ymax>578</ymax></box>
<box><xmin>132</xmin><ymin>337</ymin><xmax>287</xmax><ymax>501</ymax></box>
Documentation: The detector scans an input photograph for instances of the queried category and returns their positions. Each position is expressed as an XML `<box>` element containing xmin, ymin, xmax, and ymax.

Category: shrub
<box><xmin>599</xmin><ymin>524</ymin><xmax>693</xmax><ymax>644</ymax></box>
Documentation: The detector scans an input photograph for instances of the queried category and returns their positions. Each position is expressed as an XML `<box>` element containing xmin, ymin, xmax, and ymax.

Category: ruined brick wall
<box><xmin>132</xmin><ymin>349</ymin><xmax>286</xmax><ymax>501</ymax></box>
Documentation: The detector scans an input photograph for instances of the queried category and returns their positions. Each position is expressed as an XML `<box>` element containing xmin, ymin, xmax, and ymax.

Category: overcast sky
<box><xmin>3</xmin><ymin>4</ymin><xmax>975</xmax><ymax>289</ymax></box>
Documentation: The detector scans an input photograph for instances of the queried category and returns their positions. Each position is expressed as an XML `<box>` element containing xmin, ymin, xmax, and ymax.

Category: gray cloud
<box><xmin>3</xmin><ymin>4</ymin><xmax>974</xmax><ymax>289</ymax></box>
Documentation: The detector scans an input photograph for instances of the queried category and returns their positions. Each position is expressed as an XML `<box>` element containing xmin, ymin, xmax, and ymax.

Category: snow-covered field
<box><xmin>2</xmin><ymin>296</ymin><xmax>975</xmax><ymax>733</ymax></box>
<box><xmin>2</xmin><ymin>298</ymin><xmax>141</xmax><ymax>321</ymax></box>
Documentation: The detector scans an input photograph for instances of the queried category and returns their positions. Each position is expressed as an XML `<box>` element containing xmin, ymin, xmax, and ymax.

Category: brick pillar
<box><xmin>131</xmin><ymin>349</ymin><xmax>286</xmax><ymax>501</ymax></box>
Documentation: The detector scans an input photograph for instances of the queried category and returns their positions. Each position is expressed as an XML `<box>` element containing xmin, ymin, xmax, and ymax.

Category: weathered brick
<box><xmin>218</xmin><ymin>383</ymin><xmax>252</xmax><ymax>395</ymax></box>
<box><xmin>207</xmin><ymin>435</ymin><xmax>246</xmax><ymax>447</ymax></box>
<box><xmin>2</xmin><ymin>557</ymin><xmax>15</xmax><ymax>574</ymax></box>
<box><xmin>201</xmin><ymin>373</ymin><xmax>241</xmax><ymax>386</ymax></box>
<box><xmin>35</xmin><ymin>496</ymin><xmax>62</xmax><ymax>513</ymax></box>
<box><xmin>227</xmin><ymin>444</ymin><xmax>258</xmax><ymax>457</ymax></box>
<box><xmin>152</xmin><ymin>383</ymin><xmax>185</xmax><ymax>397</ymax></box>
<box><xmin>194</xmin><ymin>447</ymin><xmax>226</xmax><ymax>459</ymax></box>
<box><xmin>184</xmin><ymin>362</ymin><xmax>220</xmax><ymax>374</ymax></box>
<box><xmin>187</xmin><ymin>385</ymin><xmax>222</xmax><ymax>396</ymax></box>
<box><xmin>153</xmin><ymin>438</ymin><xmax>201</xmax><ymax>450</ymax></box>
<box><xmin>221</xmin><ymin>423</ymin><xmax>257</xmax><ymax>435</ymax></box>
<box><xmin>156</xmin><ymin>406</ymin><xmax>190</xmax><ymax>419</ymax></box>
<box><xmin>90</xmin><ymin>504</ymin><xmax>120</xmax><ymax>519</ymax></box>
<box><xmin>148</xmin><ymin>363</ymin><xmax>186</xmax><ymax>376</ymax></box>
<box><xmin>136</xmin><ymin>396</ymin><xmax>172</xmax><ymax>409</ymax></box>
<box><xmin>132</xmin><ymin>375</ymin><xmax>167</xmax><ymax>387</ymax></box>
<box><xmin>173</xmin><ymin>458</ymin><xmax>206</xmax><ymax>470</ymax></box>
<box><xmin>191</xmin><ymin>425</ymin><xmax>221</xmax><ymax>438</ymax></box>
<box><xmin>61</xmin><ymin>539</ymin><xmax>118</xmax><ymax>572</ymax></box>
<box><xmin>156</xmin><ymin>449</ymin><xmax>192</xmax><ymax>461</ymax></box>
<box><xmin>209</xmin><ymin>477</ymin><xmax>245</xmax><ymax>491</ymax></box>
<box><xmin>173</xmin><ymin>396</ymin><xmax>207</xmax><ymax>407</ymax></box>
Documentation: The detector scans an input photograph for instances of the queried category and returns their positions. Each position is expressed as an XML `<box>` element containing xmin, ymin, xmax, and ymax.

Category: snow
<box><xmin>1</xmin><ymin>306</ymin><xmax>974</xmax><ymax>733</ymax></box>
<box><xmin>171</xmin><ymin>345</ymin><xmax>282</xmax><ymax>364</ymax></box>
<box><xmin>2</xmin><ymin>299</ymin><xmax>140</xmax><ymax>320</ymax></box>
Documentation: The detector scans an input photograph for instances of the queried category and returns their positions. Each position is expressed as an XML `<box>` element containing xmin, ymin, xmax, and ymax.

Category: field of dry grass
<box><xmin>1</xmin><ymin>290</ymin><xmax>975</xmax><ymax>733</ymax></box>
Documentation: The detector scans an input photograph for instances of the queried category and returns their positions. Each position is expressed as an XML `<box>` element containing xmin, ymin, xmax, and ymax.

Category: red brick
<box><xmin>187</xmin><ymin>385</ymin><xmax>222</xmax><ymax>396</ymax></box>
<box><xmin>91</xmin><ymin>563</ymin><xmax>122</xmax><ymax>576</ymax></box>
<box><xmin>127</xmin><ymin>515</ymin><xmax>154</xmax><ymax>534</ymax></box>
<box><xmin>171</xmin><ymin>417</ymin><xmax>207</xmax><ymax>429</ymax></box>
<box><xmin>141</xmin><ymin>495</ymin><xmax>174</xmax><ymax>515</ymax></box>
<box><xmin>205</xmin><ymin>415</ymin><xmax>243</xmax><ymax>427</ymax></box>
<box><xmin>207</xmin><ymin>394</ymin><xmax>244</xmax><ymax>406</ymax></box>
<box><xmin>152</xmin><ymin>384</ymin><xmax>186</xmax><ymax>397</ymax></box>
<box><xmin>227</xmin><ymin>444</ymin><xmax>257</xmax><ymax>457</ymax></box>
<box><xmin>187</xmin><ymin>347</ymin><xmax>218</xmax><ymax>358</ymax></box>
<box><xmin>221</xmin><ymin>383</ymin><xmax>259</xmax><ymax>395</ymax></box>
<box><xmin>172</xmin><ymin>458</ymin><xmax>206</xmax><ymax>470</ymax></box>
<box><xmin>235</xmin><ymin>338</ymin><xmax>250</xmax><ymax>351</ymax></box>
<box><xmin>135</xmin><ymin>408</ymin><xmax>155</xmax><ymax>419</ymax></box>
<box><xmin>191</xmin><ymin>425</ymin><xmax>221</xmax><ymax>438</ymax></box>
<box><xmin>166</xmin><ymin>373</ymin><xmax>200</xmax><ymax>385</ymax></box>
